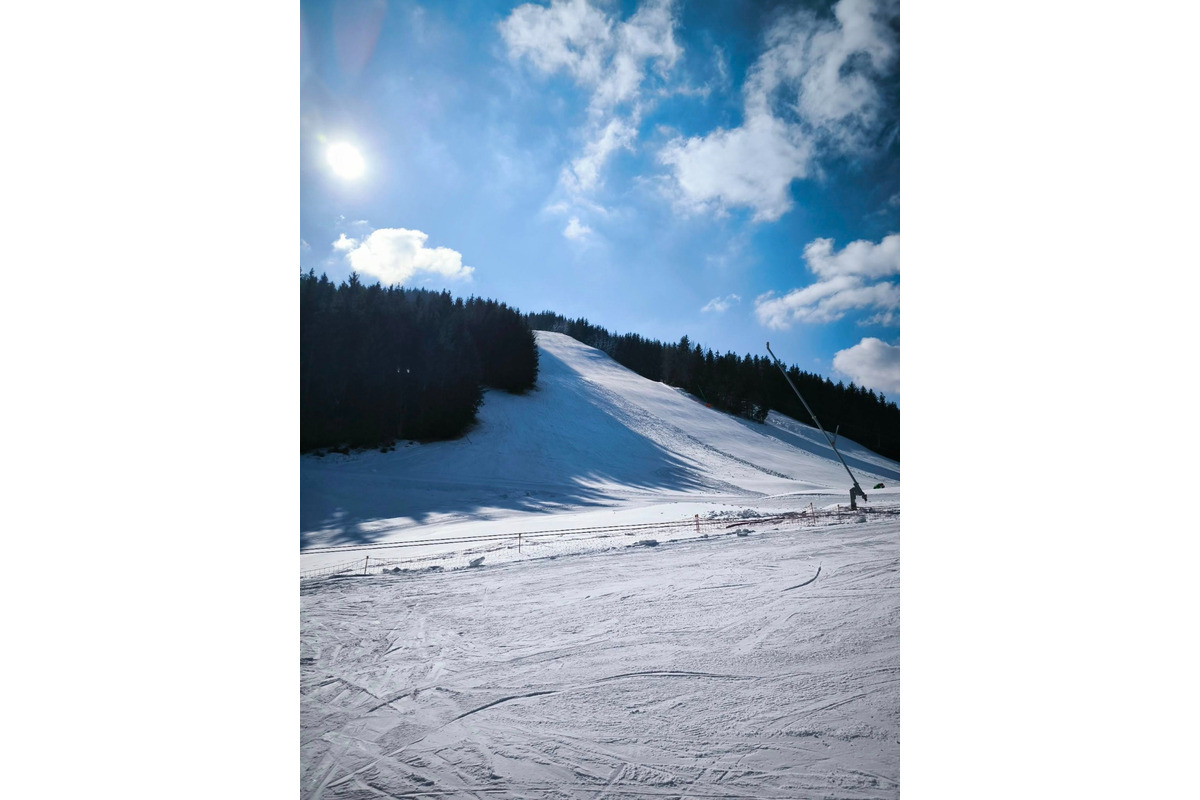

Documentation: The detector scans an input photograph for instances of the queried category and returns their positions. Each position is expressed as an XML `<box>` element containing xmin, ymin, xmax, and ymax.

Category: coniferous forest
<box><xmin>301</xmin><ymin>271</ymin><xmax>538</xmax><ymax>451</ymax></box>
<box><xmin>526</xmin><ymin>312</ymin><xmax>900</xmax><ymax>462</ymax></box>
<box><xmin>300</xmin><ymin>273</ymin><xmax>898</xmax><ymax>462</ymax></box>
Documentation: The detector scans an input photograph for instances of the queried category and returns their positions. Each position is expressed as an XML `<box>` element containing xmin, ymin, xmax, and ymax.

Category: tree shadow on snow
<box><xmin>300</xmin><ymin>347</ymin><xmax>728</xmax><ymax>549</ymax></box>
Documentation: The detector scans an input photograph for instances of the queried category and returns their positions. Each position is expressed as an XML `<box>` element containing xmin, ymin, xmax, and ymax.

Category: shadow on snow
<box><xmin>301</xmin><ymin>345</ymin><xmax>727</xmax><ymax>549</ymax></box>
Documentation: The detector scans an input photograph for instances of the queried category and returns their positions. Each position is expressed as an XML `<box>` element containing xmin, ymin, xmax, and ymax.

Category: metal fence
<box><xmin>300</xmin><ymin>505</ymin><xmax>899</xmax><ymax>581</ymax></box>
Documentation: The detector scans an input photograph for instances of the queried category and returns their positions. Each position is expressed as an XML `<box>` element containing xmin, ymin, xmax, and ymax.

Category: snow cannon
<box><xmin>766</xmin><ymin>342</ymin><xmax>870</xmax><ymax>511</ymax></box>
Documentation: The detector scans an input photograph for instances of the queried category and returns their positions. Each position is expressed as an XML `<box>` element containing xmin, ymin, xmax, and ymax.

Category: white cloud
<box><xmin>659</xmin><ymin>112</ymin><xmax>812</xmax><ymax>222</ymax></box>
<box><xmin>804</xmin><ymin>233</ymin><xmax>899</xmax><ymax>279</ymax></box>
<box><xmin>544</xmin><ymin>194</ymin><xmax>612</xmax><ymax>219</ymax></box>
<box><xmin>754</xmin><ymin>234</ymin><xmax>899</xmax><ymax>328</ymax></box>
<box><xmin>564</xmin><ymin>116</ymin><xmax>638</xmax><ymax>192</ymax></box>
<box><xmin>832</xmin><ymin>337</ymin><xmax>899</xmax><ymax>396</ymax></box>
<box><xmin>858</xmin><ymin>310</ymin><xmax>898</xmax><ymax>327</ymax></box>
<box><xmin>563</xmin><ymin>216</ymin><xmax>593</xmax><ymax>239</ymax></box>
<box><xmin>659</xmin><ymin>0</ymin><xmax>898</xmax><ymax>221</ymax></box>
<box><xmin>334</xmin><ymin>227</ymin><xmax>474</xmax><ymax>285</ymax></box>
<box><xmin>749</xmin><ymin>0</ymin><xmax>898</xmax><ymax>152</ymax></box>
<box><xmin>701</xmin><ymin>294</ymin><xmax>741</xmax><ymax>313</ymax></box>
<box><xmin>592</xmin><ymin>0</ymin><xmax>680</xmax><ymax>113</ymax></box>
<box><xmin>499</xmin><ymin>0</ymin><xmax>613</xmax><ymax>86</ymax></box>
<box><xmin>501</xmin><ymin>0</ymin><xmax>680</xmax><ymax>115</ymax></box>
<box><xmin>756</xmin><ymin>281</ymin><xmax>898</xmax><ymax>327</ymax></box>
<box><xmin>501</xmin><ymin>0</ymin><xmax>681</xmax><ymax>200</ymax></box>
<box><xmin>711</xmin><ymin>45</ymin><xmax>730</xmax><ymax>91</ymax></box>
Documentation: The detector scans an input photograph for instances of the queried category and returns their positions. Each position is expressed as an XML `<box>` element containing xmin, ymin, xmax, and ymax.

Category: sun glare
<box><xmin>327</xmin><ymin>142</ymin><xmax>365</xmax><ymax>179</ymax></box>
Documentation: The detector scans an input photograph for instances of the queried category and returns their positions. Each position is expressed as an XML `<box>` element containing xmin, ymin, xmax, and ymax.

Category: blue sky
<box><xmin>300</xmin><ymin>0</ymin><xmax>901</xmax><ymax>401</ymax></box>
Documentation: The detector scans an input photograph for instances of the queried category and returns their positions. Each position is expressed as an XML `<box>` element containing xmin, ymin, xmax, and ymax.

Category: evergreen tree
<box><xmin>300</xmin><ymin>273</ymin><xmax>539</xmax><ymax>451</ymax></box>
<box><xmin>526</xmin><ymin>310</ymin><xmax>899</xmax><ymax>460</ymax></box>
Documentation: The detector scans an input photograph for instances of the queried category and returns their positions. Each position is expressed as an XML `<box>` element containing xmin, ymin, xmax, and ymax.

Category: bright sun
<box><xmin>326</xmin><ymin>142</ymin><xmax>365</xmax><ymax>179</ymax></box>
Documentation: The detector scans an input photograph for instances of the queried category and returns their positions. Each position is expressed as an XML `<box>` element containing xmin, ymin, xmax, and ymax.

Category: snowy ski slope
<box><xmin>301</xmin><ymin>331</ymin><xmax>901</xmax><ymax>798</ymax></box>
<box><xmin>302</xmin><ymin>332</ymin><xmax>898</xmax><ymax>559</ymax></box>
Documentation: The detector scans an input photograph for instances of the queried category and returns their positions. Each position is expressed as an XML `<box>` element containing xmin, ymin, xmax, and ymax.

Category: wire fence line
<box><xmin>300</xmin><ymin>505</ymin><xmax>899</xmax><ymax>581</ymax></box>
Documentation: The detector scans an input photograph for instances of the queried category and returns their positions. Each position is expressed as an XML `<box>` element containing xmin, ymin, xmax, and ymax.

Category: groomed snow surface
<box><xmin>302</xmin><ymin>332</ymin><xmax>900</xmax><ymax>798</ymax></box>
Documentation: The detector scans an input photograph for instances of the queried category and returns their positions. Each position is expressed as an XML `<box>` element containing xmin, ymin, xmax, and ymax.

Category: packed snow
<box><xmin>301</xmin><ymin>331</ymin><xmax>900</xmax><ymax>798</ymax></box>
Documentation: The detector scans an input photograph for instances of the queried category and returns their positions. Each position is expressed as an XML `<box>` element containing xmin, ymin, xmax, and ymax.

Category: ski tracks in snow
<box><xmin>584</xmin><ymin>377</ymin><xmax>794</xmax><ymax>486</ymax></box>
<box><xmin>301</xmin><ymin>517</ymin><xmax>900</xmax><ymax>799</ymax></box>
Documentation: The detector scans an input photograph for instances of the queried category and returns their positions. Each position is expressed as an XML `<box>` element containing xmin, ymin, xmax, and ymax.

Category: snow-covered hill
<box><xmin>301</xmin><ymin>331</ymin><xmax>901</xmax><ymax>798</ymax></box>
<box><xmin>301</xmin><ymin>331</ymin><xmax>899</xmax><ymax>559</ymax></box>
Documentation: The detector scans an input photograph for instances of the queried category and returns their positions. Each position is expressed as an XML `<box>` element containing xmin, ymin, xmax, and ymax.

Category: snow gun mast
<box><xmin>766</xmin><ymin>342</ymin><xmax>868</xmax><ymax>511</ymax></box>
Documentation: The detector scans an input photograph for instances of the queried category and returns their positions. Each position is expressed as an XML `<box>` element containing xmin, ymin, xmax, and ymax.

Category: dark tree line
<box><xmin>300</xmin><ymin>276</ymin><xmax>897</xmax><ymax>460</ymax></box>
<box><xmin>527</xmin><ymin>312</ymin><xmax>900</xmax><ymax>461</ymax></box>
<box><xmin>301</xmin><ymin>271</ymin><xmax>537</xmax><ymax>451</ymax></box>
